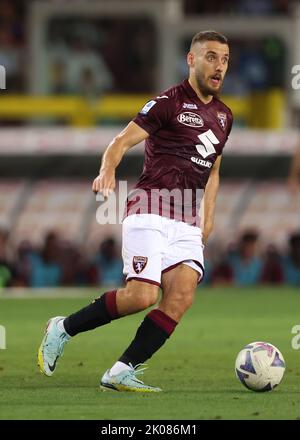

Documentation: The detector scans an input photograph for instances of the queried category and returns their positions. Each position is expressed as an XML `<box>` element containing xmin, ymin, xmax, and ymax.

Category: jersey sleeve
<box><xmin>133</xmin><ymin>96</ymin><xmax>174</xmax><ymax>135</ymax></box>
<box><xmin>226</xmin><ymin>110</ymin><xmax>233</xmax><ymax>142</ymax></box>
<box><xmin>217</xmin><ymin>109</ymin><xmax>233</xmax><ymax>156</ymax></box>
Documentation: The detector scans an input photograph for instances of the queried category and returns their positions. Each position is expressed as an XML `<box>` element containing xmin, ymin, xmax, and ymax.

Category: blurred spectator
<box><xmin>236</xmin><ymin>0</ymin><xmax>274</xmax><ymax>15</ymax></box>
<box><xmin>0</xmin><ymin>27</ymin><xmax>22</xmax><ymax>92</ymax></box>
<box><xmin>221</xmin><ymin>46</ymin><xmax>249</xmax><ymax>96</ymax></box>
<box><xmin>49</xmin><ymin>30</ymin><xmax>113</xmax><ymax>98</ymax></box>
<box><xmin>238</xmin><ymin>41</ymin><xmax>268</xmax><ymax>92</ymax></box>
<box><xmin>66</xmin><ymin>34</ymin><xmax>113</xmax><ymax>97</ymax></box>
<box><xmin>282</xmin><ymin>232</ymin><xmax>300</xmax><ymax>285</ymax></box>
<box><xmin>0</xmin><ymin>228</ymin><xmax>12</xmax><ymax>287</ymax></box>
<box><xmin>184</xmin><ymin>0</ymin><xmax>235</xmax><ymax>14</ymax></box>
<box><xmin>13</xmin><ymin>240</ymin><xmax>32</xmax><ymax>286</ymax></box>
<box><xmin>262</xmin><ymin>36</ymin><xmax>285</xmax><ymax>88</ymax></box>
<box><xmin>184</xmin><ymin>0</ymin><xmax>290</xmax><ymax>15</ymax></box>
<box><xmin>200</xmin><ymin>250</ymin><xmax>213</xmax><ymax>285</ymax></box>
<box><xmin>180</xmin><ymin>36</ymin><xmax>284</xmax><ymax>103</ymax></box>
<box><xmin>28</xmin><ymin>232</ymin><xmax>62</xmax><ymax>288</ymax></box>
<box><xmin>287</xmin><ymin>143</ymin><xmax>300</xmax><ymax>193</ymax></box>
<box><xmin>2</xmin><ymin>227</ymin><xmax>300</xmax><ymax>288</ymax></box>
<box><xmin>0</xmin><ymin>228</ymin><xmax>9</xmax><ymax>260</ymax></box>
<box><xmin>227</xmin><ymin>231</ymin><xmax>263</xmax><ymax>285</ymax></box>
<box><xmin>211</xmin><ymin>260</ymin><xmax>234</xmax><ymax>285</ymax></box>
<box><xmin>58</xmin><ymin>240</ymin><xmax>88</xmax><ymax>286</ymax></box>
<box><xmin>93</xmin><ymin>237</ymin><xmax>124</xmax><ymax>286</ymax></box>
<box><xmin>50</xmin><ymin>59</ymin><xmax>68</xmax><ymax>95</ymax></box>
<box><xmin>1</xmin><ymin>230</ymin><xmax>300</xmax><ymax>288</ymax></box>
<box><xmin>47</xmin><ymin>17</ymin><xmax>155</xmax><ymax>95</ymax></box>
<box><xmin>0</xmin><ymin>0</ymin><xmax>25</xmax><ymax>93</ymax></box>
<box><xmin>261</xmin><ymin>244</ymin><xmax>284</xmax><ymax>284</ymax></box>
<box><xmin>205</xmin><ymin>242</ymin><xmax>235</xmax><ymax>285</ymax></box>
<box><xmin>274</xmin><ymin>0</ymin><xmax>290</xmax><ymax>14</ymax></box>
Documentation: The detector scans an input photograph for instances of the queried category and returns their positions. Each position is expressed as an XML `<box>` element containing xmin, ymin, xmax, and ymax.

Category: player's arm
<box><xmin>202</xmin><ymin>155</ymin><xmax>222</xmax><ymax>244</ymax></box>
<box><xmin>92</xmin><ymin>121</ymin><xmax>149</xmax><ymax>197</ymax></box>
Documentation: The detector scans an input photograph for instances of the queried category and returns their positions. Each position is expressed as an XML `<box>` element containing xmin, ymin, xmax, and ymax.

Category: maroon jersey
<box><xmin>125</xmin><ymin>79</ymin><xmax>233</xmax><ymax>225</ymax></box>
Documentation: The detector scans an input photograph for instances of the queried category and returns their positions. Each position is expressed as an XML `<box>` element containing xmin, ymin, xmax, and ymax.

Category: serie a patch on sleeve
<box><xmin>140</xmin><ymin>100</ymin><xmax>157</xmax><ymax>115</ymax></box>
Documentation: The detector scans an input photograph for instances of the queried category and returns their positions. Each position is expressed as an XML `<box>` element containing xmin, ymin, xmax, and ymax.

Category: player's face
<box><xmin>188</xmin><ymin>41</ymin><xmax>229</xmax><ymax>97</ymax></box>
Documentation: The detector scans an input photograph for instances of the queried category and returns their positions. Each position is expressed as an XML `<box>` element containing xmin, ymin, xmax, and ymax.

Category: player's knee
<box><xmin>183</xmin><ymin>293</ymin><xmax>194</xmax><ymax>311</ymax></box>
<box><xmin>138</xmin><ymin>293</ymin><xmax>158</xmax><ymax>310</ymax></box>
<box><xmin>159</xmin><ymin>289</ymin><xmax>194</xmax><ymax>322</ymax></box>
<box><xmin>125</xmin><ymin>281</ymin><xmax>159</xmax><ymax>311</ymax></box>
<box><xmin>138</xmin><ymin>284</ymin><xmax>159</xmax><ymax>310</ymax></box>
<box><xmin>172</xmin><ymin>289</ymin><xmax>195</xmax><ymax>312</ymax></box>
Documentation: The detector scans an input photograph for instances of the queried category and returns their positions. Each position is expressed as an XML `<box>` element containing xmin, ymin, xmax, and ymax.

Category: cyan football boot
<box><xmin>38</xmin><ymin>316</ymin><xmax>70</xmax><ymax>376</ymax></box>
<box><xmin>100</xmin><ymin>363</ymin><xmax>162</xmax><ymax>392</ymax></box>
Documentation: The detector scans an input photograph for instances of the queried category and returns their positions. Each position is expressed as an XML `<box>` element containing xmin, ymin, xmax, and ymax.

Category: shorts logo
<box><xmin>133</xmin><ymin>256</ymin><xmax>148</xmax><ymax>274</ymax></box>
<box><xmin>177</xmin><ymin>112</ymin><xmax>204</xmax><ymax>127</ymax></box>
<box><xmin>217</xmin><ymin>112</ymin><xmax>227</xmax><ymax>130</ymax></box>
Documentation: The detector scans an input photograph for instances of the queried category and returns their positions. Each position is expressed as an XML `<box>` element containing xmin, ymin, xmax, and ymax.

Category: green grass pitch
<box><xmin>0</xmin><ymin>287</ymin><xmax>300</xmax><ymax>420</ymax></box>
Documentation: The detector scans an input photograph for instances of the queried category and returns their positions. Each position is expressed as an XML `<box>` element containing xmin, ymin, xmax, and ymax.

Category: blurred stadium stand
<box><xmin>12</xmin><ymin>180</ymin><xmax>94</xmax><ymax>246</ymax></box>
<box><xmin>0</xmin><ymin>0</ymin><xmax>299</xmax><ymax>288</ymax></box>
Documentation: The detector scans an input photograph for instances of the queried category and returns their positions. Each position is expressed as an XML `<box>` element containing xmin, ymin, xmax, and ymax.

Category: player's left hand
<box><xmin>92</xmin><ymin>168</ymin><xmax>116</xmax><ymax>198</ymax></box>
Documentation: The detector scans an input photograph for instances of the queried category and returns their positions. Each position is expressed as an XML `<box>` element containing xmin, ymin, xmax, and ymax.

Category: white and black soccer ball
<box><xmin>235</xmin><ymin>341</ymin><xmax>285</xmax><ymax>392</ymax></box>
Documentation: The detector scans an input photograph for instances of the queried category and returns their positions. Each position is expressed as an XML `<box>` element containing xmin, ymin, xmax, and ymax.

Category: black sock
<box><xmin>118</xmin><ymin>309</ymin><xmax>177</xmax><ymax>366</ymax></box>
<box><xmin>64</xmin><ymin>290</ymin><xmax>118</xmax><ymax>337</ymax></box>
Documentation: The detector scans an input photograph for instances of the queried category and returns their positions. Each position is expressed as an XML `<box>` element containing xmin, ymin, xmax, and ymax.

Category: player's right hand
<box><xmin>92</xmin><ymin>168</ymin><xmax>116</xmax><ymax>198</ymax></box>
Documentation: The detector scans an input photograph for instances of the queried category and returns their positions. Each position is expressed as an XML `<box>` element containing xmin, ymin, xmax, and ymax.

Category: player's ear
<box><xmin>187</xmin><ymin>51</ymin><xmax>194</xmax><ymax>67</ymax></box>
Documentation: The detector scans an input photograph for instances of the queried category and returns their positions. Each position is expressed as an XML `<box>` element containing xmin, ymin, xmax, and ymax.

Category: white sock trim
<box><xmin>57</xmin><ymin>318</ymin><xmax>70</xmax><ymax>336</ymax></box>
<box><xmin>109</xmin><ymin>361</ymin><xmax>131</xmax><ymax>376</ymax></box>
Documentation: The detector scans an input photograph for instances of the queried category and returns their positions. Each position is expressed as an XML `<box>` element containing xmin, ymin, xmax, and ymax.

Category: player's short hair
<box><xmin>190</xmin><ymin>30</ymin><xmax>228</xmax><ymax>49</ymax></box>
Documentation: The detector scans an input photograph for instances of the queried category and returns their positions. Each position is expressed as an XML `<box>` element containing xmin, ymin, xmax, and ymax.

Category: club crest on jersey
<box><xmin>217</xmin><ymin>112</ymin><xmax>227</xmax><ymax>130</ymax></box>
<box><xmin>177</xmin><ymin>112</ymin><xmax>204</xmax><ymax>127</ymax></box>
<box><xmin>133</xmin><ymin>256</ymin><xmax>148</xmax><ymax>274</ymax></box>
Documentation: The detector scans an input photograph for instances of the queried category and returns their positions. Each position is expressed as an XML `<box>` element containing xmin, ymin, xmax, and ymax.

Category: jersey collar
<box><xmin>182</xmin><ymin>79</ymin><xmax>215</xmax><ymax>108</ymax></box>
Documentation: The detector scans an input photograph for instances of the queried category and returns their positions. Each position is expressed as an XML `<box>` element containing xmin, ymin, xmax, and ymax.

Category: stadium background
<box><xmin>0</xmin><ymin>0</ymin><xmax>300</xmax><ymax>422</ymax></box>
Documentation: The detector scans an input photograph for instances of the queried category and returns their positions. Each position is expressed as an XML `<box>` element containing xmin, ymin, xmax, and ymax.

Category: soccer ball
<box><xmin>235</xmin><ymin>341</ymin><xmax>285</xmax><ymax>392</ymax></box>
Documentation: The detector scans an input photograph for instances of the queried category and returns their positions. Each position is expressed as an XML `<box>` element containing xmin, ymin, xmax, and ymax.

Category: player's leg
<box><xmin>114</xmin><ymin>264</ymin><xmax>198</xmax><ymax>366</ymax></box>
<box><xmin>38</xmin><ymin>214</ymin><xmax>163</xmax><ymax>377</ymax></box>
<box><xmin>63</xmin><ymin>280</ymin><xmax>159</xmax><ymax>336</ymax></box>
<box><xmin>118</xmin><ymin>264</ymin><xmax>198</xmax><ymax>366</ymax></box>
<box><xmin>100</xmin><ymin>219</ymin><xmax>204</xmax><ymax>392</ymax></box>
<box><xmin>100</xmin><ymin>263</ymin><xmax>198</xmax><ymax>392</ymax></box>
<box><xmin>38</xmin><ymin>280</ymin><xmax>159</xmax><ymax>376</ymax></box>
<box><xmin>159</xmin><ymin>262</ymin><xmax>199</xmax><ymax>321</ymax></box>
<box><xmin>158</xmin><ymin>219</ymin><xmax>204</xmax><ymax>323</ymax></box>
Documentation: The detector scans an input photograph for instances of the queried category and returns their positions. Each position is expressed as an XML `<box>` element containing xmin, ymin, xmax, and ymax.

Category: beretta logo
<box><xmin>177</xmin><ymin>112</ymin><xmax>204</xmax><ymax>127</ymax></box>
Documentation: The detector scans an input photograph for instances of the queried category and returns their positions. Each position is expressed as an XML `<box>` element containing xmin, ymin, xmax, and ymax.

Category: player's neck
<box><xmin>188</xmin><ymin>77</ymin><xmax>213</xmax><ymax>105</ymax></box>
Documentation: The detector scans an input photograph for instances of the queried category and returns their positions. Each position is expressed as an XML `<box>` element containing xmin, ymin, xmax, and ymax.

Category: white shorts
<box><xmin>122</xmin><ymin>214</ymin><xmax>205</xmax><ymax>287</ymax></box>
